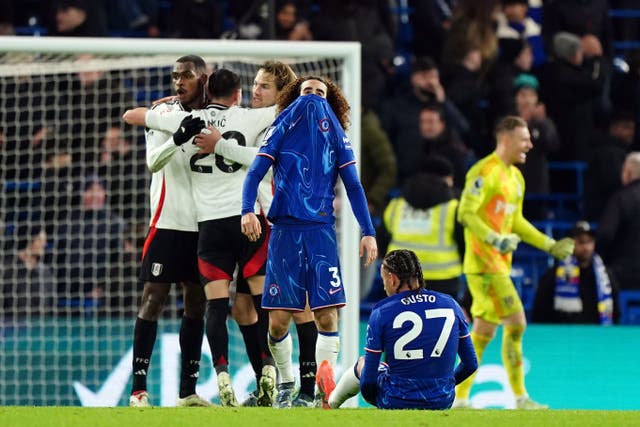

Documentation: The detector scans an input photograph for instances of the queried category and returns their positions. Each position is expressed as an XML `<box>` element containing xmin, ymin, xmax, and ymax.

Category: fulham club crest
<box><xmin>151</xmin><ymin>263</ymin><xmax>163</xmax><ymax>276</ymax></box>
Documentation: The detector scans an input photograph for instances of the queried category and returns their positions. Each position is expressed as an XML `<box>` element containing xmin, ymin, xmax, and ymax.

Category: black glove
<box><xmin>173</xmin><ymin>115</ymin><xmax>205</xmax><ymax>146</ymax></box>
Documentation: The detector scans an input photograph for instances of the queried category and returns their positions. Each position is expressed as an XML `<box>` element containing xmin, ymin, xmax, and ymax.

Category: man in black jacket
<box><xmin>597</xmin><ymin>152</ymin><xmax>640</xmax><ymax>290</ymax></box>
<box><xmin>532</xmin><ymin>221</ymin><xmax>619</xmax><ymax>324</ymax></box>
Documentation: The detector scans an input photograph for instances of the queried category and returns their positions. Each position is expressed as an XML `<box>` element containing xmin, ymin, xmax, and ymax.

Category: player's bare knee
<box><xmin>231</xmin><ymin>293</ymin><xmax>258</xmax><ymax>324</ymax></box>
<box><xmin>183</xmin><ymin>299</ymin><xmax>206</xmax><ymax>319</ymax></box>
<box><xmin>182</xmin><ymin>283</ymin><xmax>206</xmax><ymax>319</ymax></box>
<box><xmin>269</xmin><ymin>324</ymin><xmax>288</xmax><ymax>339</ymax></box>
<box><xmin>232</xmin><ymin>305</ymin><xmax>258</xmax><ymax>325</ymax></box>
<box><xmin>313</xmin><ymin>307</ymin><xmax>338</xmax><ymax>332</ymax></box>
<box><xmin>504</xmin><ymin>323</ymin><xmax>525</xmax><ymax>338</ymax></box>
<box><xmin>138</xmin><ymin>283</ymin><xmax>170</xmax><ymax>321</ymax></box>
<box><xmin>268</xmin><ymin>318</ymin><xmax>289</xmax><ymax>339</ymax></box>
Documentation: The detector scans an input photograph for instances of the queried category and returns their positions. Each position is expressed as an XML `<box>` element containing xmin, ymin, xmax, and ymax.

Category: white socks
<box><xmin>268</xmin><ymin>332</ymin><xmax>294</xmax><ymax>383</ymax></box>
<box><xmin>315</xmin><ymin>332</ymin><xmax>339</xmax><ymax>368</ymax></box>
<box><xmin>329</xmin><ymin>362</ymin><xmax>360</xmax><ymax>408</ymax></box>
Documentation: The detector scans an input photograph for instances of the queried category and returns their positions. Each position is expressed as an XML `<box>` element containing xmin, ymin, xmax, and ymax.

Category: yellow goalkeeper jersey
<box><xmin>458</xmin><ymin>152</ymin><xmax>551</xmax><ymax>274</ymax></box>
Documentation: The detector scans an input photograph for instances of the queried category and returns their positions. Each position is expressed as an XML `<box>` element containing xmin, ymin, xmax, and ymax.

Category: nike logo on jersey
<box><xmin>289</xmin><ymin>115</ymin><xmax>303</xmax><ymax>130</ymax></box>
<box><xmin>329</xmin><ymin>287</ymin><xmax>342</xmax><ymax>295</ymax></box>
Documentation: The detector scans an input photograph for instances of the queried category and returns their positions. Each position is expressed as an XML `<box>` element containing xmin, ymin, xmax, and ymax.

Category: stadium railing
<box><xmin>611</xmin><ymin>8</ymin><xmax>640</xmax><ymax>52</ymax></box>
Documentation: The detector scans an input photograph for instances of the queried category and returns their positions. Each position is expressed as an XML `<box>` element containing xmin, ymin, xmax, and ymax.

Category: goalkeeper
<box><xmin>453</xmin><ymin>116</ymin><xmax>574</xmax><ymax>410</ymax></box>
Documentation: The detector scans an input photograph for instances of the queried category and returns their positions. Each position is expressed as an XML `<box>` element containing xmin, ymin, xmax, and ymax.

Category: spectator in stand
<box><xmin>308</xmin><ymin>0</ymin><xmax>395</xmax><ymax>110</ymax></box>
<box><xmin>272</xmin><ymin>0</ymin><xmax>312</xmax><ymax>41</ymax></box>
<box><xmin>106</xmin><ymin>0</ymin><xmax>160</xmax><ymax>37</ymax></box>
<box><xmin>542</xmin><ymin>3</ymin><xmax>614</xmax><ymax>124</ymax></box>
<box><xmin>596</xmin><ymin>152</ymin><xmax>640</xmax><ymax>291</ymax></box>
<box><xmin>542</xmin><ymin>0</ymin><xmax>613</xmax><ymax>58</ymax></box>
<box><xmin>0</xmin><ymin>0</ymin><xmax>14</xmax><ymax>35</ymax></box>
<box><xmin>611</xmin><ymin>51</ymin><xmax>640</xmax><ymax>149</ymax></box>
<box><xmin>0</xmin><ymin>72</ymin><xmax>55</xmax><ymax>184</ymax></box>
<box><xmin>442</xmin><ymin>46</ymin><xmax>487</xmax><ymax>155</ymax></box>
<box><xmin>407</xmin><ymin>0</ymin><xmax>456</xmax><ymax>61</ymax></box>
<box><xmin>513</xmin><ymin>73</ymin><xmax>560</xmax><ymax>220</ymax></box>
<box><xmin>97</xmin><ymin>126</ymin><xmax>148</xmax><ymax>243</ymax></box>
<box><xmin>168</xmin><ymin>0</ymin><xmax>223</xmax><ymax>39</ymax></box>
<box><xmin>1</xmin><ymin>224</ymin><xmax>55</xmax><ymax>320</ymax></box>
<box><xmin>441</xmin><ymin>0</ymin><xmax>500</xmax><ymax>73</ymax></box>
<box><xmin>227</xmin><ymin>0</ymin><xmax>265</xmax><ymax>39</ymax></box>
<box><xmin>495</xmin><ymin>0</ymin><xmax>546</xmax><ymax>68</ymax></box>
<box><xmin>537</xmin><ymin>32</ymin><xmax>605</xmax><ymax>163</ymax></box>
<box><xmin>417</xmin><ymin>103</ymin><xmax>471</xmax><ymax>190</ymax></box>
<box><xmin>47</xmin><ymin>0</ymin><xmax>107</xmax><ymax>37</ymax></box>
<box><xmin>585</xmin><ymin>111</ymin><xmax>636</xmax><ymax>221</ymax></box>
<box><xmin>52</xmin><ymin>175</ymin><xmax>126</xmax><ymax>315</ymax></box>
<box><xmin>96</xmin><ymin>126</ymin><xmax>147</xmax><ymax>315</ymax></box>
<box><xmin>380</xmin><ymin>56</ymin><xmax>469</xmax><ymax>186</ymax></box>
<box><xmin>383</xmin><ymin>162</ymin><xmax>465</xmax><ymax>300</ymax></box>
<box><xmin>532</xmin><ymin>221</ymin><xmax>619</xmax><ymax>324</ymax></box>
<box><xmin>487</xmin><ymin>38</ymin><xmax>534</xmax><ymax>126</ymax></box>
<box><xmin>582</xmin><ymin>33</ymin><xmax>614</xmax><ymax>127</ymax></box>
<box><xmin>48</xmin><ymin>54</ymin><xmax>136</xmax><ymax>176</ymax></box>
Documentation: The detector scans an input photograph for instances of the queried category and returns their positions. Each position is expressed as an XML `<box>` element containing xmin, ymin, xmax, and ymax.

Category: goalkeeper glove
<box><xmin>173</xmin><ymin>115</ymin><xmax>206</xmax><ymax>146</ymax></box>
<box><xmin>549</xmin><ymin>237</ymin><xmax>575</xmax><ymax>260</ymax></box>
<box><xmin>487</xmin><ymin>232</ymin><xmax>521</xmax><ymax>254</ymax></box>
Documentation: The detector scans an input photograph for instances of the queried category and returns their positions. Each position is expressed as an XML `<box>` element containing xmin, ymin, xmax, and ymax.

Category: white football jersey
<box><xmin>144</xmin><ymin>102</ymin><xmax>198</xmax><ymax>231</ymax></box>
<box><xmin>214</xmin><ymin>125</ymin><xmax>274</xmax><ymax>215</ymax></box>
<box><xmin>146</xmin><ymin>104</ymin><xmax>276</xmax><ymax>221</ymax></box>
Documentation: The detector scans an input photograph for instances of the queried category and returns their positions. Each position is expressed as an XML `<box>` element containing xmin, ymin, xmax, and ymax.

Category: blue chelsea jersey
<box><xmin>257</xmin><ymin>94</ymin><xmax>355</xmax><ymax>224</ymax></box>
<box><xmin>366</xmin><ymin>289</ymin><xmax>470</xmax><ymax>381</ymax></box>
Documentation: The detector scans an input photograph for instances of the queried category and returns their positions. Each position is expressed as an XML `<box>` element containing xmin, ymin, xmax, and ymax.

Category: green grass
<box><xmin>1</xmin><ymin>407</ymin><xmax>639</xmax><ymax>427</ymax></box>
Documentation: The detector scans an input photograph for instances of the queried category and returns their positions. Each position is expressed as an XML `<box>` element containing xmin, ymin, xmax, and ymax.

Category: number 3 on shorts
<box><xmin>328</xmin><ymin>266</ymin><xmax>341</xmax><ymax>287</ymax></box>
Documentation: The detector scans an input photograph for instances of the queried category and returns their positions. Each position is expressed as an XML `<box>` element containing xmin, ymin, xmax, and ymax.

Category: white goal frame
<box><xmin>0</xmin><ymin>35</ymin><xmax>362</xmax><ymax>393</ymax></box>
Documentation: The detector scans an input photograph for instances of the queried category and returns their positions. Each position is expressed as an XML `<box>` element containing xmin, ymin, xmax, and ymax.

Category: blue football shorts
<box><xmin>262</xmin><ymin>223</ymin><xmax>346</xmax><ymax>311</ymax></box>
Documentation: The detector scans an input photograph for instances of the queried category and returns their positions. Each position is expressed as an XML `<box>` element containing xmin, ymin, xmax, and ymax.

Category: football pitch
<box><xmin>2</xmin><ymin>407</ymin><xmax>639</xmax><ymax>427</ymax></box>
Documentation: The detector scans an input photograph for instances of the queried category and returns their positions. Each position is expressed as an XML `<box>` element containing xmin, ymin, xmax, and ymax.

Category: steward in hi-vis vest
<box><xmin>384</xmin><ymin>172</ymin><xmax>464</xmax><ymax>299</ymax></box>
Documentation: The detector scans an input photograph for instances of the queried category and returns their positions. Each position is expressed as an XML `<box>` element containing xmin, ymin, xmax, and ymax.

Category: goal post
<box><xmin>0</xmin><ymin>36</ymin><xmax>362</xmax><ymax>406</ymax></box>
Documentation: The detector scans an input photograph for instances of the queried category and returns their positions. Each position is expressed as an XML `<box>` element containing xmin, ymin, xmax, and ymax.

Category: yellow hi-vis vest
<box><xmin>384</xmin><ymin>197</ymin><xmax>462</xmax><ymax>280</ymax></box>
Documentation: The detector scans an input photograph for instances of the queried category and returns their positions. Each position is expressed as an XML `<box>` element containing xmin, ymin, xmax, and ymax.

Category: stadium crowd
<box><xmin>2</xmin><ymin>1</ymin><xmax>639</xmax><ymax>313</ymax></box>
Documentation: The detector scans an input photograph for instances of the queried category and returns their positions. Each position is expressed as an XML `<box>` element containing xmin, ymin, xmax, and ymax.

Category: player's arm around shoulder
<box><xmin>122</xmin><ymin>107</ymin><xmax>148</xmax><ymax>126</ymax></box>
<box><xmin>250</xmin><ymin>105</ymin><xmax>277</xmax><ymax>130</ymax></box>
<box><xmin>145</xmin><ymin>106</ymin><xmax>189</xmax><ymax>133</ymax></box>
<box><xmin>122</xmin><ymin>102</ymin><xmax>188</xmax><ymax>133</ymax></box>
<box><xmin>143</xmin><ymin>105</ymin><xmax>199</xmax><ymax>173</ymax></box>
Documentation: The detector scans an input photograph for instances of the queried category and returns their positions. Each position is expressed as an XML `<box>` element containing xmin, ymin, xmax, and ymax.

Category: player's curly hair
<box><xmin>382</xmin><ymin>249</ymin><xmax>425</xmax><ymax>291</ymax></box>
<box><xmin>275</xmin><ymin>76</ymin><xmax>351</xmax><ymax>129</ymax></box>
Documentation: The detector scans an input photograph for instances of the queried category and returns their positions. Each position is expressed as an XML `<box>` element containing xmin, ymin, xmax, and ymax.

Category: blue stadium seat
<box><xmin>618</xmin><ymin>290</ymin><xmax>640</xmax><ymax>325</ymax></box>
<box><xmin>525</xmin><ymin>161</ymin><xmax>587</xmax><ymax>221</ymax></box>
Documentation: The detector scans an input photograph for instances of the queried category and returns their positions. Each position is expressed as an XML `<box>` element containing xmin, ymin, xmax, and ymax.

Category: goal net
<box><xmin>0</xmin><ymin>36</ymin><xmax>361</xmax><ymax>406</ymax></box>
